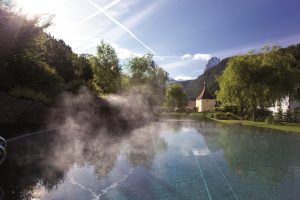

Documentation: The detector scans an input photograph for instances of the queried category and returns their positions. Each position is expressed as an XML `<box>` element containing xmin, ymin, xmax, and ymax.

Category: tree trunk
<box><xmin>252</xmin><ymin>104</ymin><xmax>256</xmax><ymax>121</ymax></box>
<box><xmin>240</xmin><ymin>103</ymin><xmax>244</xmax><ymax>119</ymax></box>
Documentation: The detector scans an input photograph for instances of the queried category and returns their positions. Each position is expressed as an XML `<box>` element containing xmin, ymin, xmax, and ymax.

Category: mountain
<box><xmin>180</xmin><ymin>43</ymin><xmax>300</xmax><ymax>100</ymax></box>
<box><xmin>168</xmin><ymin>78</ymin><xmax>194</xmax><ymax>85</ymax></box>
<box><xmin>204</xmin><ymin>57</ymin><xmax>221</xmax><ymax>71</ymax></box>
<box><xmin>180</xmin><ymin>58</ymin><xmax>230</xmax><ymax>100</ymax></box>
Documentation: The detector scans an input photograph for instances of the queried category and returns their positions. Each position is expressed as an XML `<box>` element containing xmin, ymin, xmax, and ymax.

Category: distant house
<box><xmin>195</xmin><ymin>82</ymin><xmax>216</xmax><ymax>112</ymax></box>
<box><xmin>269</xmin><ymin>82</ymin><xmax>300</xmax><ymax>121</ymax></box>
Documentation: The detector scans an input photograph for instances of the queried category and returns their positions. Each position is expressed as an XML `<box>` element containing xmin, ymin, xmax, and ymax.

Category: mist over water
<box><xmin>2</xmin><ymin>87</ymin><xmax>300</xmax><ymax>199</ymax></box>
<box><xmin>45</xmin><ymin>86</ymin><xmax>160</xmax><ymax>172</ymax></box>
<box><xmin>48</xmin><ymin>86</ymin><xmax>155</xmax><ymax>136</ymax></box>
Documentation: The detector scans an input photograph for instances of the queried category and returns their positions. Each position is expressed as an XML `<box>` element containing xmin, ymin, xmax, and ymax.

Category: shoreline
<box><xmin>158</xmin><ymin>112</ymin><xmax>300</xmax><ymax>134</ymax></box>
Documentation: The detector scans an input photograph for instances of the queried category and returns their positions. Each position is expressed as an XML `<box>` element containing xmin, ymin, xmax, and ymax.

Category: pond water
<box><xmin>1</xmin><ymin>120</ymin><xmax>300</xmax><ymax>200</ymax></box>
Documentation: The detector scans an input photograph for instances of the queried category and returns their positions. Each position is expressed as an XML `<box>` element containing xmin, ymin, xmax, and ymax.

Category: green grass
<box><xmin>158</xmin><ymin>112</ymin><xmax>300</xmax><ymax>133</ymax></box>
<box><xmin>213</xmin><ymin>119</ymin><xmax>300</xmax><ymax>133</ymax></box>
<box><xmin>158</xmin><ymin>112</ymin><xmax>209</xmax><ymax>120</ymax></box>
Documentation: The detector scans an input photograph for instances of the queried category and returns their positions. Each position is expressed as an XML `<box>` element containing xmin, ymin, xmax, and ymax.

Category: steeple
<box><xmin>196</xmin><ymin>82</ymin><xmax>214</xmax><ymax>100</ymax></box>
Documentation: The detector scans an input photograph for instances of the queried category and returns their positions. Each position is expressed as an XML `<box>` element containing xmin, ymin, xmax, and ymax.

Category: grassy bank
<box><xmin>158</xmin><ymin>112</ymin><xmax>300</xmax><ymax>133</ymax></box>
<box><xmin>213</xmin><ymin>119</ymin><xmax>300</xmax><ymax>133</ymax></box>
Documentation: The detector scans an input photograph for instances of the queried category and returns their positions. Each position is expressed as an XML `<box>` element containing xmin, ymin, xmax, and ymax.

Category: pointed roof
<box><xmin>196</xmin><ymin>82</ymin><xmax>214</xmax><ymax>100</ymax></box>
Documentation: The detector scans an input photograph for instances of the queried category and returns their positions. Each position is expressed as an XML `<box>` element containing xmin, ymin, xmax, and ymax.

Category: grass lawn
<box><xmin>213</xmin><ymin>119</ymin><xmax>300</xmax><ymax>133</ymax></box>
<box><xmin>158</xmin><ymin>112</ymin><xmax>300</xmax><ymax>133</ymax></box>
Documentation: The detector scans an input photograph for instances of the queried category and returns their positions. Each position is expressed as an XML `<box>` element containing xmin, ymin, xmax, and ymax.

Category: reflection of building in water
<box><xmin>195</xmin><ymin>122</ymin><xmax>220</xmax><ymax>153</ymax></box>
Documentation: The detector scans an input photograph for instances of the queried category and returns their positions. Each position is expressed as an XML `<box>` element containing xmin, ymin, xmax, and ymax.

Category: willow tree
<box><xmin>217</xmin><ymin>46</ymin><xmax>296</xmax><ymax>121</ymax></box>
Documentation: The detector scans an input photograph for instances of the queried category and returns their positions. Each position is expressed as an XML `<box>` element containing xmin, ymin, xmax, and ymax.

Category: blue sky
<box><xmin>16</xmin><ymin>0</ymin><xmax>300</xmax><ymax>80</ymax></box>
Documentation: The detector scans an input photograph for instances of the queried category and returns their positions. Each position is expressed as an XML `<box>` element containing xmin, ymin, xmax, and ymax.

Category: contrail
<box><xmin>89</xmin><ymin>0</ymin><xmax>157</xmax><ymax>55</ymax></box>
<box><xmin>77</xmin><ymin>0</ymin><xmax>121</xmax><ymax>26</ymax></box>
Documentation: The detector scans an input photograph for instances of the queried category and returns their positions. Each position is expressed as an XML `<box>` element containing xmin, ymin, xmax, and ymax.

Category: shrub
<box><xmin>65</xmin><ymin>79</ymin><xmax>86</xmax><ymax>93</ymax></box>
<box><xmin>214</xmin><ymin>112</ymin><xmax>240</xmax><ymax>120</ymax></box>
<box><xmin>256</xmin><ymin>108</ymin><xmax>273</xmax><ymax>121</ymax></box>
<box><xmin>9</xmin><ymin>87</ymin><xmax>52</xmax><ymax>104</ymax></box>
<box><xmin>265</xmin><ymin>115</ymin><xmax>276</xmax><ymax>124</ymax></box>
<box><xmin>292</xmin><ymin>108</ymin><xmax>300</xmax><ymax>122</ymax></box>
<box><xmin>190</xmin><ymin>112</ymin><xmax>208</xmax><ymax>119</ymax></box>
<box><xmin>219</xmin><ymin>105</ymin><xmax>239</xmax><ymax>115</ymax></box>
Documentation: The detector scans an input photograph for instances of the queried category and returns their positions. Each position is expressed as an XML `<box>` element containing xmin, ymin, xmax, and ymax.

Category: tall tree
<box><xmin>90</xmin><ymin>41</ymin><xmax>121</xmax><ymax>94</ymax></box>
<box><xmin>45</xmin><ymin>36</ymin><xmax>76</xmax><ymax>83</ymax></box>
<box><xmin>127</xmin><ymin>54</ymin><xmax>168</xmax><ymax>105</ymax></box>
<box><xmin>73</xmin><ymin>54</ymin><xmax>93</xmax><ymax>81</ymax></box>
<box><xmin>0</xmin><ymin>6</ymin><xmax>62</xmax><ymax>96</ymax></box>
<box><xmin>216</xmin><ymin>46</ymin><xmax>297</xmax><ymax>120</ymax></box>
<box><xmin>165</xmin><ymin>84</ymin><xmax>187</xmax><ymax>111</ymax></box>
<box><xmin>127</xmin><ymin>54</ymin><xmax>153</xmax><ymax>86</ymax></box>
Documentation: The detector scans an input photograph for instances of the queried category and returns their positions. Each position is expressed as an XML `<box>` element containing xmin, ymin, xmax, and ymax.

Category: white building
<box><xmin>196</xmin><ymin>83</ymin><xmax>216</xmax><ymax>112</ymax></box>
<box><xmin>269</xmin><ymin>97</ymin><xmax>300</xmax><ymax>112</ymax></box>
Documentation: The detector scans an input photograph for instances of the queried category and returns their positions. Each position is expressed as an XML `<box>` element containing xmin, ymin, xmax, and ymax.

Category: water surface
<box><xmin>1</xmin><ymin>120</ymin><xmax>300</xmax><ymax>200</ymax></box>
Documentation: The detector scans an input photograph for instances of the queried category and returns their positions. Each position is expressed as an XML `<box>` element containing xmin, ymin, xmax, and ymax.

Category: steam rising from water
<box><xmin>48</xmin><ymin>86</ymin><xmax>155</xmax><ymax>137</ymax></box>
<box><xmin>0</xmin><ymin>86</ymin><xmax>170</xmax><ymax>199</ymax></box>
<box><xmin>23</xmin><ymin>86</ymin><xmax>167</xmax><ymax>198</ymax></box>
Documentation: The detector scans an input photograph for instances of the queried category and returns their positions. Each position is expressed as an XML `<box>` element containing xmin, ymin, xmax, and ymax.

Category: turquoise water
<box><xmin>1</xmin><ymin>120</ymin><xmax>300</xmax><ymax>199</ymax></box>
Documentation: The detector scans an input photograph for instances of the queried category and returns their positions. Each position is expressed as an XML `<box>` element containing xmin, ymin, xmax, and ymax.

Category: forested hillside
<box><xmin>0</xmin><ymin>5</ymin><xmax>168</xmax><ymax>105</ymax></box>
<box><xmin>183</xmin><ymin>43</ymin><xmax>300</xmax><ymax>101</ymax></box>
<box><xmin>181</xmin><ymin>58</ymin><xmax>229</xmax><ymax>100</ymax></box>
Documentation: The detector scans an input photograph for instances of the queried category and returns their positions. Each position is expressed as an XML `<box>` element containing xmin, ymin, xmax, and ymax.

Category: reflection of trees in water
<box><xmin>0</xmin><ymin>134</ymin><xmax>66</xmax><ymax>199</ymax></box>
<box><xmin>126</xmin><ymin>124</ymin><xmax>167</xmax><ymax>168</ymax></box>
<box><xmin>194</xmin><ymin>121</ymin><xmax>221</xmax><ymax>152</ymax></box>
<box><xmin>0</xmin><ymin>123</ymin><xmax>168</xmax><ymax>199</ymax></box>
<box><xmin>217</xmin><ymin>125</ymin><xmax>300</xmax><ymax>184</ymax></box>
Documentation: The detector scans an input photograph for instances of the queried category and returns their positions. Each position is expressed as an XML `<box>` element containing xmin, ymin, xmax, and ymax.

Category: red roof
<box><xmin>196</xmin><ymin>83</ymin><xmax>214</xmax><ymax>100</ymax></box>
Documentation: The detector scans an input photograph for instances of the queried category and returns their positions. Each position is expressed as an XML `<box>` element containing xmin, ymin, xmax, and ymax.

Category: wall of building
<box><xmin>269</xmin><ymin>97</ymin><xmax>289</xmax><ymax>113</ymax></box>
<box><xmin>196</xmin><ymin>99</ymin><xmax>216</xmax><ymax>112</ymax></box>
<box><xmin>269</xmin><ymin>96</ymin><xmax>300</xmax><ymax>113</ymax></box>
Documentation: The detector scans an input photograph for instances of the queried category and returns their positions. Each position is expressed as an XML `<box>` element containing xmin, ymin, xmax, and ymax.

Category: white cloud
<box><xmin>180</xmin><ymin>53</ymin><xmax>211</xmax><ymax>61</ymax></box>
<box><xmin>174</xmin><ymin>75</ymin><xmax>195</xmax><ymax>81</ymax></box>
<box><xmin>111</xmin><ymin>43</ymin><xmax>142</xmax><ymax>59</ymax></box>
<box><xmin>193</xmin><ymin>53</ymin><xmax>211</xmax><ymax>61</ymax></box>
<box><xmin>181</xmin><ymin>53</ymin><xmax>192</xmax><ymax>59</ymax></box>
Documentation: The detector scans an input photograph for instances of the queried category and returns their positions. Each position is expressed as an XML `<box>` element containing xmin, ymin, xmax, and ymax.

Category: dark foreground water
<box><xmin>1</xmin><ymin>120</ymin><xmax>300</xmax><ymax>200</ymax></box>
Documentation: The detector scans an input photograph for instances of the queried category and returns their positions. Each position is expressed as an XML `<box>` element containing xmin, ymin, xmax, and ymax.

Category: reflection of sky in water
<box><xmin>1</xmin><ymin>121</ymin><xmax>300</xmax><ymax>200</ymax></box>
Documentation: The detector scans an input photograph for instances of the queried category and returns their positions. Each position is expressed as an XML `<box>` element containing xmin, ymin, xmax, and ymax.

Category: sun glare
<box><xmin>16</xmin><ymin>0</ymin><xmax>57</xmax><ymax>16</ymax></box>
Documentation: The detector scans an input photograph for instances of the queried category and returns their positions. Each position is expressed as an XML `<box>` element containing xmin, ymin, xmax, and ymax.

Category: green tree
<box><xmin>216</xmin><ymin>46</ymin><xmax>296</xmax><ymax>121</ymax></box>
<box><xmin>90</xmin><ymin>41</ymin><xmax>121</xmax><ymax>94</ymax></box>
<box><xmin>45</xmin><ymin>35</ymin><xmax>76</xmax><ymax>83</ymax></box>
<box><xmin>127</xmin><ymin>54</ymin><xmax>168</xmax><ymax>105</ymax></box>
<box><xmin>0</xmin><ymin>7</ymin><xmax>62</xmax><ymax>98</ymax></box>
<box><xmin>127</xmin><ymin>54</ymin><xmax>153</xmax><ymax>86</ymax></box>
<box><xmin>73</xmin><ymin>54</ymin><xmax>93</xmax><ymax>81</ymax></box>
<box><xmin>165</xmin><ymin>84</ymin><xmax>187</xmax><ymax>111</ymax></box>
